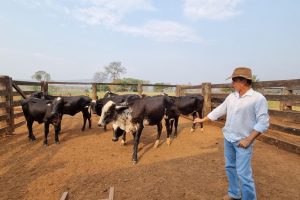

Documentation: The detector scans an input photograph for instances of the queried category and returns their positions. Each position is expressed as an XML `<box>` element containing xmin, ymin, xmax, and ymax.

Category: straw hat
<box><xmin>226</xmin><ymin>67</ymin><xmax>252</xmax><ymax>80</ymax></box>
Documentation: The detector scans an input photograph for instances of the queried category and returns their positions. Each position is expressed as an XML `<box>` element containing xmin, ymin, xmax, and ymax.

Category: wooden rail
<box><xmin>1</xmin><ymin>75</ymin><xmax>300</xmax><ymax>142</ymax></box>
<box><xmin>179</xmin><ymin>79</ymin><xmax>300</xmax><ymax>137</ymax></box>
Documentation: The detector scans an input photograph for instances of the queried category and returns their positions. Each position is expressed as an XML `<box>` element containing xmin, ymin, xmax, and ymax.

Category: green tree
<box><xmin>115</xmin><ymin>78</ymin><xmax>145</xmax><ymax>92</ymax></box>
<box><xmin>154</xmin><ymin>82</ymin><xmax>169</xmax><ymax>92</ymax></box>
<box><xmin>31</xmin><ymin>70</ymin><xmax>51</xmax><ymax>82</ymax></box>
<box><xmin>104</xmin><ymin>62</ymin><xmax>126</xmax><ymax>81</ymax></box>
<box><xmin>31</xmin><ymin>70</ymin><xmax>51</xmax><ymax>92</ymax></box>
<box><xmin>93</xmin><ymin>71</ymin><xmax>109</xmax><ymax>91</ymax></box>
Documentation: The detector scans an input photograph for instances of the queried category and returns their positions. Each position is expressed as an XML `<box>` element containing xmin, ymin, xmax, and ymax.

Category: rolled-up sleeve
<box><xmin>207</xmin><ymin>97</ymin><xmax>228</xmax><ymax>121</ymax></box>
<box><xmin>253</xmin><ymin>96</ymin><xmax>269</xmax><ymax>133</ymax></box>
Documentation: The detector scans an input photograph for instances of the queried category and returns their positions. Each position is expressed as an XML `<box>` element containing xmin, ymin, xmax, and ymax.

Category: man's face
<box><xmin>232</xmin><ymin>77</ymin><xmax>247</xmax><ymax>91</ymax></box>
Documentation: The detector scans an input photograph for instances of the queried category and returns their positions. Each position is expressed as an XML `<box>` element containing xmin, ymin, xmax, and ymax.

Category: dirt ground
<box><xmin>0</xmin><ymin>114</ymin><xmax>299</xmax><ymax>200</ymax></box>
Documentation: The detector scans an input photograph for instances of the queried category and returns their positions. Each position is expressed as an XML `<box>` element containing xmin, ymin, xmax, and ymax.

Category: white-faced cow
<box><xmin>164</xmin><ymin>94</ymin><xmax>204</xmax><ymax>138</ymax></box>
<box><xmin>21</xmin><ymin>97</ymin><xmax>64</xmax><ymax>145</ymax></box>
<box><xmin>31</xmin><ymin>92</ymin><xmax>92</xmax><ymax>131</ymax></box>
<box><xmin>98</xmin><ymin>95</ymin><xmax>174</xmax><ymax>164</ymax></box>
<box><xmin>91</xmin><ymin>93</ymin><xmax>141</xmax><ymax>131</ymax></box>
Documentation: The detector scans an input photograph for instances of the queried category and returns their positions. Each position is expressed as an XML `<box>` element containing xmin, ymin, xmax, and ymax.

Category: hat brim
<box><xmin>226</xmin><ymin>75</ymin><xmax>252</xmax><ymax>81</ymax></box>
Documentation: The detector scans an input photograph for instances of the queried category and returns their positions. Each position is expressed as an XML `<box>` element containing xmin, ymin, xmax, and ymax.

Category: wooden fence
<box><xmin>178</xmin><ymin>79</ymin><xmax>300</xmax><ymax>137</ymax></box>
<box><xmin>0</xmin><ymin>76</ymin><xmax>177</xmax><ymax>135</ymax></box>
<box><xmin>1</xmin><ymin>76</ymin><xmax>300</xmax><ymax>140</ymax></box>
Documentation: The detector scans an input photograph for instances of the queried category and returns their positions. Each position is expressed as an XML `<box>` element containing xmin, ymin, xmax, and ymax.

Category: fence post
<box><xmin>0</xmin><ymin>76</ymin><xmax>14</xmax><ymax>134</ymax></box>
<box><xmin>280</xmin><ymin>88</ymin><xmax>293</xmax><ymax>111</ymax></box>
<box><xmin>202</xmin><ymin>82</ymin><xmax>212</xmax><ymax>117</ymax></box>
<box><xmin>176</xmin><ymin>85</ymin><xmax>181</xmax><ymax>96</ymax></box>
<box><xmin>137</xmin><ymin>84</ymin><xmax>143</xmax><ymax>95</ymax></box>
<box><xmin>41</xmin><ymin>81</ymin><xmax>49</xmax><ymax>94</ymax></box>
<box><xmin>92</xmin><ymin>83</ymin><xmax>98</xmax><ymax>99</ymax></box>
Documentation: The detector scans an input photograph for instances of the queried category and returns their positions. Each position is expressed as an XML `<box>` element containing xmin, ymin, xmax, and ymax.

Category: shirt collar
<box><xmin>233</xmin><ymin>88</ymin><xmax>254</xmax><ymax>98</ymax></box>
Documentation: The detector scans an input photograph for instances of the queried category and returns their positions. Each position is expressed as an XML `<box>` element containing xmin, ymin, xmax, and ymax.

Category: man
<box><xmin>194</xmin><ymin>67</ymin><xmax>269</xmax><ymax>200</ymax></box>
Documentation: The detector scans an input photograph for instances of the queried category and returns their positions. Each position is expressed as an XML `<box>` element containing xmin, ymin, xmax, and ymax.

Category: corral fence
<box><xmin>178</xmin><ymin>80</ymin><xmax>300</xmax><ymax>141</ymax></box>
<box><xmin>0</xmin><ymin>75</ymin><xmax>177</xmax><ymax>135</ymax></box>
<box><xmin>1</xmin><ymin>75</ymin><xmax>300</xmax><ymax>149</ymax></box>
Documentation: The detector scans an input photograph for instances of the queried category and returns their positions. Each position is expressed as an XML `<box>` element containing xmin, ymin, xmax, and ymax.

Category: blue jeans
<box><xmin>224</xmin><ymin>138</ymin><xmax>256</xmax><ymax>200</ymax></box>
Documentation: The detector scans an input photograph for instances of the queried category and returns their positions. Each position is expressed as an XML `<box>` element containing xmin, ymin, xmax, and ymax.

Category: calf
<box><xmin>21</xmin><ymin>97</ymin><xmax>64</xmax><ymax>145</ymax></box>
<box><xmin>31</xmin><ymin>92</ymin><xmax>91</xmax><ymax>131</ymax></box>
<box><xmin>165</xmin><ymin>94</ymin><xmax>204</xmax><ymax>137</ymax></box>
<box><xmin>98</xmin><ymin>95</ymin><xmax>174</xmax><ymax>164</ymax></box>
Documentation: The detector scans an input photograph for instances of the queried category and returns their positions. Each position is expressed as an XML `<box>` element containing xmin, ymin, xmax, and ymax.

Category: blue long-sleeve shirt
<box><xmin>207</xmin><ymin>88</ymin><xmax>269</xmax><ymax>142</ymax></box>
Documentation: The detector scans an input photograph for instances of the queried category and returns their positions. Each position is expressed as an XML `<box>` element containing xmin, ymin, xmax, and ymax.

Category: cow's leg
<box><xmin>169</xmin><ymin>119</ymin><xmax>174</xmax><ymax>136</ymax></box>
<box><xmin>43</xmin><ymin>123</ymin><xmax>50</xmax><ymax>146</ymax></box>
<box><xmin>132</xmin><ymin>124</ymin><xmax>143</xmax><ymax>164</ymax></box>
<box><xmin>174</xmin><ymin>116</ymin><xmax>179</xmax><ymax>138</ymax></box>
<box><xmin>164</xmin><ymin>119</ymin><xmax>171</xmax><ymax>140</ymax></box>
<box><xmin>27</xmin><ymin>120</ymin><xmax>36</xmax><ymax>141</ymax></box>
<box><xmin>121</xmin><ymin>131</ymin><xmax>127</xmax><ymax>146</ymax></box>
<box><xmin>191</xmin><ymin>112</ymin><xmax>197</xmax><ymax>132</ymax></box>
<box><xmin>87</xmin><ymin>108</ymin><xmax>92</xmax><ymax>129</ymax></box>
<box><xmin>154</xmin><ymin>122</ymin><xmax>163</xmax><ymax>148</ymax></box>
<box><xmin>81</xmin><ymin>111</ymin><xmax>87</xmax><ymax>131</ymax></box>
<box><xmin>54</xmin><ymin>124</ymin><xmax>60</xmax><ymax>144</ymax></box>
<box><xmin>198</xmin><ymin>110</ymin><xmax>204</xmax><ymax>132</ymax></box>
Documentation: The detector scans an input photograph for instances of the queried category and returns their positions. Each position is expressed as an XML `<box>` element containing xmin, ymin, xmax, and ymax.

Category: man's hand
<box><xmin>238</xmin><ymin>138</ymin><xmax>252</xmax><ymax>149</ymax></box>
<box><xmin>194</xmin><ymin>117</ymin><xmax>204</xmax><ymax>124</ymax></box>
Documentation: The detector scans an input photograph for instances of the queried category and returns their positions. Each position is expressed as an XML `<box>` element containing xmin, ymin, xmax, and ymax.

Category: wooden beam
<box><xmin>60</xmin><ymin>192</ymin><xmax>69</xmax><ymax>200</ymax></box>
<box><xmin>12</xmin><ymin>82</ymin><xmax>27</xmax><ymax>99</ymax></box>
<box><xmin>100</xmin><ymin>187</ymin><xmax>115</xmax><ymax>200</ymax></box>
<box><xmin>108</xmin><ymin>187</ymin><xmax>114</xmax><ymax>200</ymax></box>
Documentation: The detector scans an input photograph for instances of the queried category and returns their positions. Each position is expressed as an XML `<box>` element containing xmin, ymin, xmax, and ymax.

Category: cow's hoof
<box><xmin>166</xmin><ymin>138</ymin><xmax>171</xmax><ymax>146</ymax></box>
<box><xmin>153</xmin><ymin>140</ymin><xmax>160</xmax><ymax>148</ymax></box>
<box><xmin>190</xmin><ymin>128</ymin><xmax>195</xmax><ymax>133</ymax></box>
<box><xmin>132</xmin><ymin>160</ymin><xmax>138</xmax><ymax>165</ymax></box>
<box><xmin>120</xmin><ymin>140</ymin><xmax>126</xmax><ymax>146</ymax></box>
<box><xmin>29</xmin><ymin>137</ymin><xmax>36</xmax><ymax>141</ymax></box>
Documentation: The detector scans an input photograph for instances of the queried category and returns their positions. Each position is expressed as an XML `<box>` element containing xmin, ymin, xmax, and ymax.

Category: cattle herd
<box><xmin>21</xmin><ymin>91</ymin><xmax>204</xmax><ymax>164</ymax></box>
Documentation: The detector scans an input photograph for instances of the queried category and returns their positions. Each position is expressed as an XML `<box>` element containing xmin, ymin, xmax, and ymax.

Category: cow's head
<box><xmin>44</xmin><ymin>97</ymin><xmax>64</xmax><ymax>126</ymax></box>
<box><xmin>97</xmin><ymin>101</ymin><xmax>128</xmax><ymax>127</ymax></box>
<box><xmin>91</xmin><ymin>99</ymin><xmax>105</xmax><ymax>116</ymax></box>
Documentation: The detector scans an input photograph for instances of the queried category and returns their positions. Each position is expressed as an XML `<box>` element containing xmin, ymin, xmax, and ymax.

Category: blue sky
<box><xmin>1</xmin><ymin>0</ymin><xmax>299</xmax><ymax>84</ymax></box>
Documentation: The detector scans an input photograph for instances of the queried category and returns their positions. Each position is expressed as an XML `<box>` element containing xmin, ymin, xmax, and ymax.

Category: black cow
<box><xmin>31</xmin><ymin>92</ymin><xmax>92</xmax><ymax>131</ymax></box>
<box><xmin>98</xmin><ymin>95</ymin><xmax>174</xmax><ymax>164</ymax></box>
<box><xmin>21</xmin><ymin>97</ymin><xmax>64</xmax><ymax>145</ymax></box>
<box><xmin>164</xmin><ymin>94</ymin><xmax>204</xmax><ymax>138</ymax></box>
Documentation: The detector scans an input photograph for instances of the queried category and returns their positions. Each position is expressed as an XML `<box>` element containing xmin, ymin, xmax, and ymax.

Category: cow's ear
<box><xmin>115</xmin><ymin>106</ymin><xmax>128</xmax><ymax>113</ymax></box>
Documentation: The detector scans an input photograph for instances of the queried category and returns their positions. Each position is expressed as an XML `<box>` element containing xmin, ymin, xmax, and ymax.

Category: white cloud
<box><xmin>116</xmin><ymin>20</ymin><xmax>202</xmax><ymax>43</ymax></box>
<box><xmin>16</xmin><ymin>0</ymin><xmax>203</xmax><ymax>43</ymax></box>
<box><xmin>72</xmin><ymin>0</ymin><xmax>155</xmax><ymax>25</ymax></box>
<box><xmin>183</xmin><ymin>0</ymin><xmax>243</xmax><ymax>20</ymax></box>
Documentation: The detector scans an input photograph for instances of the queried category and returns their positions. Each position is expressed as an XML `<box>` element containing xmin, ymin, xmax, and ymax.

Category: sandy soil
<box><xmin>0</xmin><ymin>114</ymin><xmax>299</xmax><ymax>200</ymax></box>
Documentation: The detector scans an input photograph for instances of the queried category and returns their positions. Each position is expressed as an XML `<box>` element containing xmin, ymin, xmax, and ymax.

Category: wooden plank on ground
<box><xmin>108</xmin><ymin>187</ymin><xmax>114</xmax><ymax>200</ymax></box>
<box><xmin>60</xmin><ymin>191</ymin><xmax>69</xmax><ymax>200</ymax></box>
<box><xmin>101</xmin><ymin>187</ymin><xmax>115</xmax><ymax>200</ymax></box>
